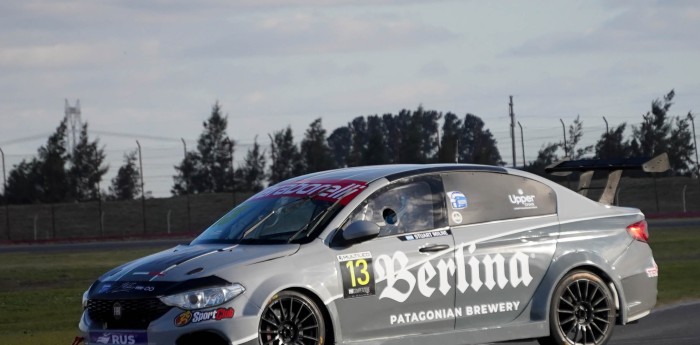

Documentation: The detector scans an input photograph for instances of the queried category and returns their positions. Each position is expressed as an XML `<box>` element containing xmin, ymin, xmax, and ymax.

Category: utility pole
<box><xmin>603</xmin><ymin>116</ymin><xmax>609</xmax><ymax>134</ymax></box>
<box><xmin>136</xmin><ymin>140</ymin><xmax>146</xmax><ymax>234</ymax></box>
<box><xmin>0</xmin><ymin>147</ymin><xmax>9</xmax><ymax>240</ymax></box>
<box><xmin>509</xmin><ymin>96</ymin><xmax>516</xmax><ymax>167</ymax></box>
<box><xmin>560</xmin><ymin>119</ymin><xmax>568</xmax><ymax>157</ymax></box>
<box><xmin>181</xmin><ymin>138</ymin><xmax>191</xmax><ymax>232</ymax></box>
<box><xmin>518</xmin><ymin>121</ymin><xmax>525</xmax><ymax>167</ymax></box>
<box><xmin>226</xmin><ymin>138</ymin><xmax>236</xmax><ymax>206</ymax></box>
<box><xmin>688</xmin><ymin>112</ymin><xmax>700</xmax><ymax>179</ymax></box>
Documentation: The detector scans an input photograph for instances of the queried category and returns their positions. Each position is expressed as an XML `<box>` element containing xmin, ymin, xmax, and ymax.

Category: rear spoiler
<box><xmin>544</xmin><ymin>153</ymin><xmax>670</xmax><ymax>205</ymax></box>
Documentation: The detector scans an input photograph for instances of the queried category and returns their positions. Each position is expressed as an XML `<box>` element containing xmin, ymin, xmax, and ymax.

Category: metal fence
<box><xmin>1</xmin><ymin>177</ymin><xmax>700</xmax><ymax>243</ymax></box>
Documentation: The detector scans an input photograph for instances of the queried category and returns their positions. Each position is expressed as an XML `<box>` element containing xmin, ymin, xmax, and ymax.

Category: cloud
<box><xmin>509</xmin><ymin>1</ymin><xmax>700</xmax><ymax>56</ymax></box>
<box><xmin>186</xmin><ymin>12</ymin><xmax>459</xmax><ymax>58</ymax></box>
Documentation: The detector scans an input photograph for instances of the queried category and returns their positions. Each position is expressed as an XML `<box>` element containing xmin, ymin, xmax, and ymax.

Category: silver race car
<box><xmin>79</xmin><ymin>164</ymin><xmax>657</xmax><ymax>345</ymax></box>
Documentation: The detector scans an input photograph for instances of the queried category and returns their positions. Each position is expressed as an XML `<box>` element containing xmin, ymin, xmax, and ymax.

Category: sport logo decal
<box><xmin>251</xmin><ymin>179</ymin><xmax>367</xmax><ymax>205</ymax></box>
<box><xmin>338</xmin><ymin>252</ymin><xmax>375</xmax><ymax>299</ymax></box>
<box><xmin>174</xmin><ymin>308</ymin><xmax>234</xmax><ymax>327</ymax></box>
<box><xmin>508</xmin><ymin>189</ymin><xmax>537</xmax><ymax>210</ymax></box>
<box><xmin>447</xmin><ymin>191</ymin><xmax>468</xmax><ymax>209</ymax></box>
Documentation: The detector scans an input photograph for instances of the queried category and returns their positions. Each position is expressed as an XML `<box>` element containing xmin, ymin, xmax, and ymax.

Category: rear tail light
<box><xmin>626</xmin><ymin>220</ymin><xmax>649</xmax><ymax>242</ymax></box>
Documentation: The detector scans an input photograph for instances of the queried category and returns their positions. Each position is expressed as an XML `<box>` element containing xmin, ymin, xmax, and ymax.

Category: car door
<box><xmin>441</xmin><ymin>171</ymin><xmax>558</xmax><ymax>330</ymax></box>
<box><xmin>332</xmin><ymin>174</ymin><xmax>456</xmax><ymax>341</ymax></box>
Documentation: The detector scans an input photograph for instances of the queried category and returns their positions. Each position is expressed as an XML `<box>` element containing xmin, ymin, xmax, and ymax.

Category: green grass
<box><xmin>0</xmin><ymin>227</ymin><xmax>698</xmax><ymax>344</ymax></box>
<box><xmin>0</xmin><ymin>247</ymin><xmax>170</xmax><ymax>345</ymax></box>
<box><xmin>649</xmin><ymin>228</ymin><xmax>700</xmax><ymax>304</ymax></box>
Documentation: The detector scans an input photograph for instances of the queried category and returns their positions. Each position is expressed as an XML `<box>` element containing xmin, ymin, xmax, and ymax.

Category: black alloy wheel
<box><xmin>540</xmin><ymin>271</ymin><xmax>616</xmax><ymax>345</ymax></box>
<box><xmin>259</xmin><ymin>291</ymin><xmax>327</xmax><ymax>345</ymax></box>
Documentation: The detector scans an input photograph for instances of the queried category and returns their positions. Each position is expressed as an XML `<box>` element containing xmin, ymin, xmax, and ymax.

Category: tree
<box><xmin>364</xmin><ymin>115</ymin><xmax>388</xmax><ymax>165</ymax></box>
<box><xmin>594</xmin><ymin>123</ymin><xmax>630</xmax><ymax>159</ymax></box>
<box><xmin>524</xmin><ymin>142</ymin><xmax>561</xmax><ymax>174</ymax></box>
<box><xmin>632</xmin><ymin>90</ymin><xmax>674</xmax><ymax>158</ymax></box>
<box><xmin>69</xmin><ymin>123</ymin><xmax>108</xmax><ymax>201</ymax></box>
<box><xmin>4</xmin><ymin>159</ymin><xmax>42</xmax><ymax>204</ymax></box>
<box><xmin>5</xmin><ymin>119</ymin><xmax>71</xmax><ymax>204</ymax></box>
<box><xmin>173</xmin><ymin>102</ymin><xmax>235</xmax><ymax>194</ymax></box>
<box><xmin>631</xmin><ymin>90</ymin><xmax>694</xmax><ymax>174</ymax></box>
<box><xmin>327</xmin><ymin>127</ymin><xmax>351</xmax><ymax>168</ymax></box>
<box><xmin>437</xmin><ymin>112</ymin><xmax>462</xmax><ymax>163</ymax></box>
<box><xmin>268</xmin><ymin>126</ymin><xmax>303</xmax><ymax>185</ymax></box>
<box><xmin>236</xmin><ymin>136</ymin><xmax>267</xmax><ymax>192</ymax></box>
<box><xmin>300</xmin><ymin>118</ymin><xmax>335</xmax><ymax>173</ymax></box>
<box><xmin>397</xmin><ymin>108</ymin><xmax>425</xmax><ymax>163</ymax></box>
<box><xmin>459</xmin><ymin>114</ymin><xmax>502</xmax><ymax>165</ymax></box>
<box><xmin>668</xmin><ymin>116</ymin><xmax>694</xmax><ymax>175</ymax></box>
<box><xmin>38</xmin><ymin>118</ymin><xmax>71</xmax><ymax>203</ymax></box>
<box><xmin>564</xmin><ymin>115</ymin><xmax>593</xmax><ymax>159</ymax></box>
<box><xmin>346</xmin><ymin>116</ymin><xmax>368</xmax><ymax>167</ymax></box>
<box><xmin>108</xmin><ymin>150</ymin><xmax>141</xmax><ymax>200</ymax></box>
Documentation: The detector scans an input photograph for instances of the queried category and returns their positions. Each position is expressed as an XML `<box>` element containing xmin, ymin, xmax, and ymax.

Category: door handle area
<box><xmin>419</xmin><ymin>244</ymin><xmax>450</xmax><ymax>253</ymax></box>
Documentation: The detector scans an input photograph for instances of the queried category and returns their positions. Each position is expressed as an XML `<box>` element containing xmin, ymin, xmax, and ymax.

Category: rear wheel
<box><xmin>258</xmin><ymin>290</ymin><xmax>328</xmax><ymax>345</ymax></box>
<box><xmin>539</xmin><ymin>271</ymin><xmax>616</xmax><ymax>345</ymax></box>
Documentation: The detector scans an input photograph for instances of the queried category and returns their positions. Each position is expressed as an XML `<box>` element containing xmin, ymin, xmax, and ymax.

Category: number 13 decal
<box><xmin>338</xmin><ymin>252</ymin><xmax>375</xmax><ymax>298</ymax></box>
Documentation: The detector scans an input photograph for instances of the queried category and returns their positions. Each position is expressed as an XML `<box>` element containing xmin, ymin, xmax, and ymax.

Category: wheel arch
<box><xmin>530</xmin><ymin>251</ymin><xmax>628</xmax><ymax>325</ymax></box>
<box><xmin>272</xmin><ymin>286</ymin><xmax>337</xmax><ymax>345</ymax></box>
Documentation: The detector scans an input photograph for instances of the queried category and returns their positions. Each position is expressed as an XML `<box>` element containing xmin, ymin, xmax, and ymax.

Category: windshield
<box><xmin>191</xmin><ymin>196</ymin><xmax>338</xmax><ymax>245</ymax></box>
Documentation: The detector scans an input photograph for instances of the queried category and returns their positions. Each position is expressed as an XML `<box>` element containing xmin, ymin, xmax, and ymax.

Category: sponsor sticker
<box><xmin>646</xmin><ymin>261</ymin><xmax>659</xmax><ymax>278</ymax></box>
<box><xmin>447</xmin><ymin>191</ymin><xmax>468</xmax><ymax>209</ymax></box>
<box><xmin>338</xmin><ymin>252</ymin><xmax>375</xmax><ymax>299</ymax></box>
<box><xmin>88</xmin><ymin>331</ymin><xmax>147</xmax><ymax>345</ymax></box>
<box><xmin>508</xmin><ymin>189</ymin><xmax>538</xmax><ymax>210</ymax></box>
<box><xmin>398</xmin><ymin>230</ymin><xmax>451</xmax><ymax>241</ymax></box>
<box><xmin>374</xmin><ymin>243</ymin><xmax>533</xmax><ymax>303</ymax></box>
<box><xmin>389</xmin><ymin>300</ymin><xmax>521</xmax><ymax>325</ymax></box>
<box><xmin>174</xmin><ymin>307</ymin><xmax>234</xmax><ymax>327</ymax></box>
<box><xmin>250</xmin><ymin>179</ymin><xmax>367</xmax><ymax>205</ymax></box>
<box><xmin>109</xmin><ymin>282</ymin><xmax>155</xmax><ymax>293</ymax></box>
<box><xmin>452</xmin><ymin>211</ymin><xmax>463</xmax><ymax>224</ymax></box>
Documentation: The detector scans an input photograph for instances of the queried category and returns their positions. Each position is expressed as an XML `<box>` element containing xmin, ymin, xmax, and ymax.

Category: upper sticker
<box><xmin>508</xmin><ymin>189</ymin><xmax>538</xmax><ymax>210</ymax></box>
<box><xmin>447</xmin><ymin>191</ymin><xmax>468</xmax><ymax>209</ymax></box>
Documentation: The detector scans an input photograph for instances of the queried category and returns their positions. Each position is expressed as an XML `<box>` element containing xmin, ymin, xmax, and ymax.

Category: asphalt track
<box><xmin>502</xmin><ymin>301</ymin><xmax>700</xmax><ymax>345</ymax></box>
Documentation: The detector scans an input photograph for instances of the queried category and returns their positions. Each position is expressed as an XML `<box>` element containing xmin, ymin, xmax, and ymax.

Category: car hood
<box><xmin>89</xmin><ymin>243</ymin><xmax>299</xmax><ymax>299</ymax></box>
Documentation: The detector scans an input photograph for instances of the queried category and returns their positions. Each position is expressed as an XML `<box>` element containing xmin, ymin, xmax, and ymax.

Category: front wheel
<box><xmin>258</xmin><ymin>290</ymin><xmax>328</xmax><ymax>345</ymax></box>
<box><xmin>539</xmin><ymin>271</ymin><xmax>616</xmax><ymax>345</ymax></box>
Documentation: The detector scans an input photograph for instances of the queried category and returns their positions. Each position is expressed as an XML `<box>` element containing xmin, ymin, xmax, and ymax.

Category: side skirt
<box><xmin>340</xmin><ymin>321</ymin><xmax>548</xmax><ymax>345</ymax></box>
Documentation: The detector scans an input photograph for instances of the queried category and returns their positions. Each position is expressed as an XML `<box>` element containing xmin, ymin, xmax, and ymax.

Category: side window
<box><xmin>345</xmin><ymin>175</ymin><xmax>446</xmax><ymax>237</ymax></box>
<box><xmin>442</xmin><ymin>172</ymin><xmax>556</xmax><ymax>226</ymax></box>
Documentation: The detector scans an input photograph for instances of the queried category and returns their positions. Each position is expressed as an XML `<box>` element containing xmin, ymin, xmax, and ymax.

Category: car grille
<box><xmin>87</xmin><ymin>298</ymin><xmax>172</xmax><ymax>330</ymax></box>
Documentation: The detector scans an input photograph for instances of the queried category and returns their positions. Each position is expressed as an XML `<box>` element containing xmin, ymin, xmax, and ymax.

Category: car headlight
<box><xmin>159</xmin><ymin>284</ymin><xmax>245</xmax><ymax>310</ymax></box>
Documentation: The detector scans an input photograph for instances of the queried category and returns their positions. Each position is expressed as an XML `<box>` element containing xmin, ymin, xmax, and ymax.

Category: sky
<box><xmin>1</xmin><ymin>0</ymin><xmax>699</xmax><ymax>197</ymax></box>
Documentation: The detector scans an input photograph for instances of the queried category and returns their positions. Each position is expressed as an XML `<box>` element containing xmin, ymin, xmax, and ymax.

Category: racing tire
<box><xmin>258</xmin><ymin>290</ymin><xmax>329</xmax><ymax>345</ymax></box>
<box><xmin>539</xmin><ymin>270</ymin><xmax>616</xmax><ymax>345</ymax></box>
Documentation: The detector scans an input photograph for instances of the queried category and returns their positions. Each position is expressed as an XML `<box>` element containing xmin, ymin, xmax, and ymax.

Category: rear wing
<box><xmin>544</xmin><ymin>153</ymin><xmax>670</xmax><ymax>205</ymax></box>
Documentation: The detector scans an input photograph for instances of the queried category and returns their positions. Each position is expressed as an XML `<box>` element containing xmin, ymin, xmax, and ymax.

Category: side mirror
<box><xmin>342</xmin><ymin>220</ymin><xmax>380</xmax><ymax>245</ymax></box>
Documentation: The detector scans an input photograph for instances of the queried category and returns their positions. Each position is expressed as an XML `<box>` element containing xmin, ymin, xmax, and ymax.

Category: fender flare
<box><xmin>529</xmin><ymin>250</ymin><xmax>627</xmax><ymax>324</ymax></box>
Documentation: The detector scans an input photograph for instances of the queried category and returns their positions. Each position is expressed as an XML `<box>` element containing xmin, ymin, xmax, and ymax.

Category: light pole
<box><xmin>518</xmin><ymin>121</ymin><xmax>525</xmax><ymax>167</ymax></box>
<box><xmin>181</xmin><ymin>138</ymin><xmax>191</xmax><ymax>232</ymax></box>
<box><xmin>603</xmin><ymin>116</ymin><xmax>609</xmax><ymax>134</ymax></box>
<box><xmin>560</xmin><ymin>119</ymin><xmax>568</xmax><ymax>157</ymax></box>
<box><xmin>136</xmin><ymin>140</ymin><xmax>146</xmax><ymax>234</ymax></box>
<box><xmin>603</xmin><ymin>116</ymin><xmax>610</xmax><ymax>158</ymax></box>
<box><xmin>0</xmin><ymin>147</ymin><xmax>9</xmax><ymax>239</ymax></box>
<box><xmin>688</xmin><ymin>112</ymin><xmax>700</xmax><ymax>179</ymax></box>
